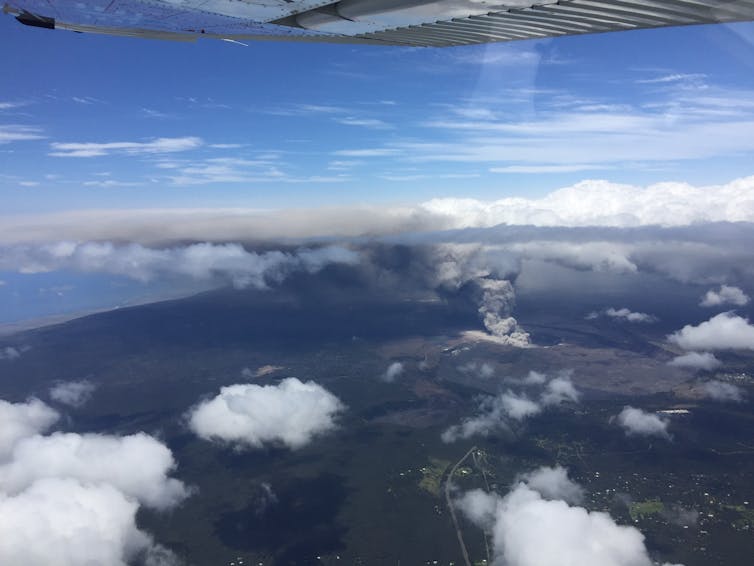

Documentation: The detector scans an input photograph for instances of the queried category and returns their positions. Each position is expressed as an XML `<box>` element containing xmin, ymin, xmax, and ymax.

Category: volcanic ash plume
<box><xmin>477</xmin><ymin>278</ymin><xmax>530</xmax><ymax>347</ymax></box>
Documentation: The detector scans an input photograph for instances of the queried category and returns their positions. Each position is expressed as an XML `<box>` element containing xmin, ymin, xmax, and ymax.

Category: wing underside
<box><xmin>5</xmin><ymin>0</ymin><xmax>754</xmax><ymax>47</ymax></box>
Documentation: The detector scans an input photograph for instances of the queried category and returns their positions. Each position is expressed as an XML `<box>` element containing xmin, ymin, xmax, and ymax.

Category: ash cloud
<box><xmin>3</xmin><ymin>175</ymin><xmax>754</xmax><ymax>244</ymax></box>
<box><xmin>188</xmin><ymin>378</ymin><xmax>344</xmax><ymax>450</ymax></box>
<box><xmin>516</xmin><ymin>465</ymin><xmax>585</xmax><ymax>505</ymax></box>
<box><xmin>476</xmin><ymin>278</ymin><xmax>530</xmax><ymax>346</ymax></box>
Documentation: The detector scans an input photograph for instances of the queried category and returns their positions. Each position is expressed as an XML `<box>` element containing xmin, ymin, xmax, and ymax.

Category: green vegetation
<box><xmin>419</xmin><ymin>458</ymin><xmax>451</xmax><ymax>497</ymax></box>
<box><xmin>724</xmin><ymin>505</ymin><xmax>754</xmax><ymax>529</ymax></box>
<box><xmin>629</xmin><ymin>499</ymin><xmax>664</xmax><ymax>521</ymax></box>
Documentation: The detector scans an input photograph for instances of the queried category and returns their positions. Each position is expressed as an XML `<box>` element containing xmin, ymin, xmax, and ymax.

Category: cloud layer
<box><xmin>188</xmin><ymin>378</ymin><xmax>344</xmax><ymax>449</ymax></box>
<box><xmin>3</xmin><ymin>175</ymin><xmax>754</xmax><ymax>245</ymax></box>
<box><xmin>0</xmin><ymin>241</ymin><xmax>359</xmax><ymax>289</ymax></box>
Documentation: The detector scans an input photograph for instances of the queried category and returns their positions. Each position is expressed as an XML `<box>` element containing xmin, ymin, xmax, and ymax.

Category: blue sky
<box><xmin>2</xmin><ymin>16</ymin><xmax>754</xmax><ymax>215</ymax></box>
<box><xmin>2</xmin><ymin>16</ymin><xmax>754</xmax><ymax>323</ymax></box>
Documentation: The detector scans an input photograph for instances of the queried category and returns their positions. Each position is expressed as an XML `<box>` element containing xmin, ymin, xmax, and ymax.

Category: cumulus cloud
<box><xmin>521</xmin><ymin>370</ymin><xmax>547</xmax><ymax>385</ymax></box>
<box><xmin>517</xmin><ymin>465</ymin><xmax>584</xmax><ymax>505</ymax></box>
<box><xmin>540</xmin><ymin>375</ymin><xmax>581</xmax><ymax>406</ymax></box>
<box><xmin>700</xmin><ymin>284</ymin><xmax>750</xmax><ymax>307</ymax></box>
<box><xmin>422</xmin><ymin>175</ymin><xmax>754</xmax><ymax>229</ymax></box>
<box><xmin>702</xmin><ymin>380</ymin><xmax>745</xmax><ymax>402</ymax></box>
<box><xmin>0</xmin><ymin>241</ymin><xmax>359</xmax><ymax>289</ymax></box>
<box><xmin>0</xmin><ymin>398</ymin><xmax>186</xmax><ymax>566</ymax></box>
<box><xmin>0</xmin><ymin>399</ymin><xmax>59</xmax><ymax>460</ymax></box>
<box><xmin>667</xmin><ymin>351</ymin><xmax>721</xmax><ymax>371</ymax></box>
<box><xmin>0</xmin><ymin>478</ymin><xmax>175</xmax><ymax>566</ymax></box>
<box><xmin>0</xmin><ymin>346</ymin><xmax>21</xmax><ymax>361</ymax></box>
<box><xmin>441</xmin><ymin>390</ymin><xmax>535</xmax><ymax>443</ymax></box>
<box><xmin>381</xmin><ymin>362</ymin><xmax>404</xmax><ymax>383</ymax></box>
<box><xmin>587</xmin><ymin>307</ymin><xmax>657</xmax><ymax>323</ymax></box>
<box><xmin>616</xmin><ymin>406</ymin><xmax>671</xmax><ymax>440</ymax></box>
<box><xmin>456</xmin><ymin>475</ymin><xmax>682</xmax><ymax>566</ymax></box>
<box><xmin>0</xmin><ymin>432</ymin><xmax>189</xmax><ymax>510</ymax></box>
<box><xmin>442</xmin><ymin>371</ymin><xmax>580</xmax><ymax>442</ymax></box>
<box><xmin>668</xmin><ymin>312</ymin><xmax>754</xmax><ymax>351</ymax></box>
<box><xmin>458</xmin><ymin>361</ymin><xmax>494</xmax><ymax>379</ymax></box>
<box><xmin>188</xmin><ymin>378</ymin><xmax>344</xmax><ymax>449</ymax></box>
<box><xmin>49</xmin><ymin>380</ymin><xmax>96</xmax><ymax>408</ymax></box>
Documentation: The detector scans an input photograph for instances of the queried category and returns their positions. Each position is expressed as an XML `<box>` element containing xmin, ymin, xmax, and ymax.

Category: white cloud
<box><xmin>0</xmin><ymin>399</ymin><xmax>59</xmax><ymax>460</ymax></box>
<box><xmin>499</xmin><ymin>390</ymin><xmax>542</xmax><ymax>421</ymax></box>
<box><xmin>517</xmin><ymin>465</ymin><xmax>584</xmax><ymax>505</ymax></box>
<box><xmin>420</xmin><ymin>176</ymin><xmax>754</xmax><ymax>229</ymax></box>
<box><xmin>188</xmin><ymin>378</ymin><xmax>344</xmax><ymax>449</ymax></box>
<box><xmin>0</xmin><ymin>432</ymin><xmax>188</xmax><ymax>510</ymax></box>
<box><xmin>700</xmin><ymin>284</ymin><xmax>750</xmax><ymax>307</ymax></box>
<box><xmin>456</xmin><ymin>478</ymin><xmax>681</xmax><ymax>566</ymax></box>
<box><xmin>4</xmin><ymin>176</ymin><xmax>754</xmax><ymax>245</ymax></box>
<box><xmin>541</xmin><ymin>375</ymin><xmax>581</xmax><ymax>406</ymax></box>
<box><xmin>336</xmin><ymin>117</ymin><xmax>393</xmax><ymax>129</ymax></box>
<box><xmin>702</xmin><ymin>380</ymin><xmax>744</xmax><ymax>403</ymax></box>
<box><xmin>332</xmin><ymin>148</ymin><xmax>399</xmax><ymax>157</ymax></box>
<box><xmin>668</xmin><ymin>351</ymin><xmax>721</xmax><ymax>371</ymax></box>
<box><xmin>49</xmin><ymin>380</ymin><xmax>96</xmax><ymax>408</ymax></box>
<box><xmin>0</xmin><ymin>347</ymin><xmax>21</xmax><ymax>361</ymax></box>
<box><xmin>458</xmin><ymin>361</ymin><xmax>494</xmax><ymax>379</ymax></box>
<box><xmin>636</xmin><ymin>73</ymin><xmax>706</xmax><ymax>84</ymax></box>
<box><xmin>668</xmin><ymin>312</ymin><xmax>754</xmax><ymax>351</ymax></box>
<box><xmin>477</xmin><ymin>278</ymin><xmax>530</xmax><ymax>347</ymax></box>
<box><xmin>0</xmin><ymin>241</ymin><xmax>359</xmax><ymax>289</ymax></box>
<box><xmin>443</xmin><ymin>371</ymin><xmax>581</xmax><ymax>443</ymax></box>
<box><xmin>381</xmin><ymin>362</ymin><xmax>404</xmax><ymax>383</ymax></box>
<box><xmin>588</xmin><ymin>307</ymin><xmax>657</xmax><ymax>323</ymax></box>
<box><xmin>616</xmin><ymin>406</ymin><xmax>671</xmax><ymax>440</ymax></box>
<box><xmin>0</xmin><ymin>398</ymin><xmax>186</xmax><ymax>566</ymax></box>
<box><xmin>521</xmin><ymin>370</ymin><xmax>547</xmax><ymax>385</ymax></box>
<box><xmin>490</xmin><ymin>164</ymin><xmax>610</xmax><ymax>174</ymax></box>
<box><xmin>0</xmin><ymin>478</ymin><xmax>176</xmax><ymax>566</ymax></box>
<box><xmin>49</xmin><ymin>136</ymin><xmax>202</xmax><ymax>157</ymax></box>
<box><xmin>0</xmin><ymin>124</ymin><xmax>44</xmax><ymax>144</ymax></box>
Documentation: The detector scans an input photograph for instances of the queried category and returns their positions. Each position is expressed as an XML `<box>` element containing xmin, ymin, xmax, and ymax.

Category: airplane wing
<box><xmin>5</xmin><ymin>0</ymin><xmax>754</xmax><ymax>47</ymax></box>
